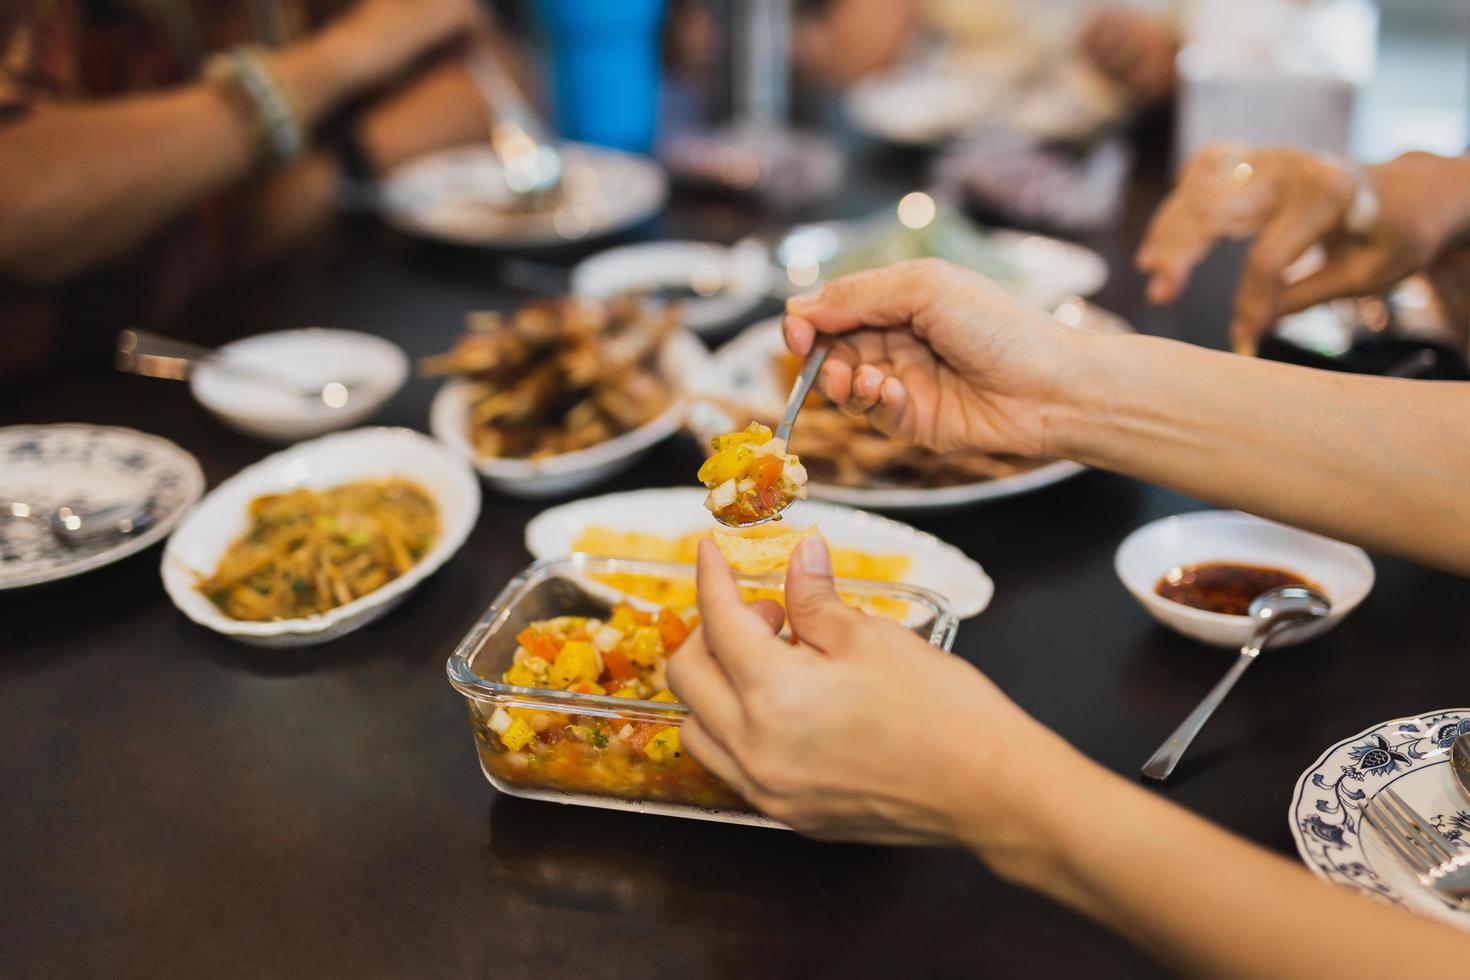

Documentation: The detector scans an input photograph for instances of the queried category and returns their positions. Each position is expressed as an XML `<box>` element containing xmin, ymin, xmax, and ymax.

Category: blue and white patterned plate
<box><xmin>1291</xmin><ymin>708</ymin><xmax>1470</xmax><ymax>930</ymax></box>
<box><xmin>0</xmin><ymin>425</ymin><xmax>204</xmax><ymax>590</ymax></box>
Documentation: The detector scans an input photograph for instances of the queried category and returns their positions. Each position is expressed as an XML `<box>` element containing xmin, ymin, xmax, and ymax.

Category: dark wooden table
<box><xmin>3</xmin><ymin>141</ymin><xmax>1466</xmax><ymax>980</ymax></box>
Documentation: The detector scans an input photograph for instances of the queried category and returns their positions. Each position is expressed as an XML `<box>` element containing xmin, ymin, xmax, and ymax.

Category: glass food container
<box><xmin>446</xmin><ymin>555</ymin><xmax>958</xmax><ymax>827</ymax></box>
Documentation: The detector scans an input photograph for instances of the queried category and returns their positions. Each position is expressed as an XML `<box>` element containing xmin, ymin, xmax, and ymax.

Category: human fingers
<box><xmin>785</xmin><ymin>259</ymin><xmax>956</xmax><ymax>336</ymax></box>
<box><xmin>1229</xmin><ymin>200</ymin><xmax>1345</xmax><ymax>349</ymax></box>
<box><xmin>783</xmin><ymin>537</ymin><xmax>865</xmax><ymax>655</ymax></box>
<box><xmin>1276</xmin><ymin>249</ymin><xmax>1383</xmax><ymax>320</ymax></box>
<box><xmin>694</xmin><ymin>540</ymin><xmax>788</xmax><ymax>687</ymax></box>
<box><xmin>678</xmin><ymin>716</ymin><xmax>756</xmax><ymax>801</ymax></box>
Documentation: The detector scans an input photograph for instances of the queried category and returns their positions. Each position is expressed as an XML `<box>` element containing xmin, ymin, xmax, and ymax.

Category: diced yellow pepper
<box><xmin>697</xmin><ymin>445</ymin><xmax>752</xmax><ymax>486</ymax></box>
<box><xmin>627</xmin><ymin>626</ymin><xmax>664</xmax><ymax>667</ymax></box>
<box><xmin>612</xmin><ymin>687</ymin><xmax>641</xmax><ymax>698</ymax></box>
<box><xmin>642</xmin><ymin>726</ymin><xmax>681</xmax><ymax>762</ymax></box>
<box><xmin>504</xmin><ymin>662</ymin><xmax>538</xmax><ymax>688</ymax></box>
<box><xmin>609</xmin><ymin>607</ymin><xmax>640</xmax><ymax>632</ymax></box>
<box><xmin>499</xmin><ymin>718</ymin><xmax>535</xmax><ymax>752</ymax></box>
<box><xmin>550</xmin><ymin>640</ymin><xmax>599</xmax><ymax>688</ymax></box>
<box><xmin>570</xmin><ymin>680</ymin><xmax>606</xmax><ymax>696</ymax></box>
<box><xmin>651</xmin><ymin>689</ymin><xmax>679</xmax><ymax>704</ymax></box>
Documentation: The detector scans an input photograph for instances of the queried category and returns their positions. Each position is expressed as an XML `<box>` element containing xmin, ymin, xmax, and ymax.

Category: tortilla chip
<box><xmin>711</xmin><ymin>525</ymin><xmax>820</xmax><ymax>575</ymax></box>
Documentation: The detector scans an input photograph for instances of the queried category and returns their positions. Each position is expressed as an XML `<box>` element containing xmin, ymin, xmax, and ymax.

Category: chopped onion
<box><xmin>707</xmin><ymin>479</ymin><xmax>737</xmax><ymax>511</ymax></box>
<box><xmin>488</xmin><ymin>707</ymin><xmax>512</xmax><ymax>734</ymax></box>
<box><xmin>505</xmin><ymin>752</ymin><xmax>530</xmax><ymax>769</ymax></box>
<box><xmin>592</xmin><ymin>624</ymin><xmax>624</xmax><ymax>653</ymax></box>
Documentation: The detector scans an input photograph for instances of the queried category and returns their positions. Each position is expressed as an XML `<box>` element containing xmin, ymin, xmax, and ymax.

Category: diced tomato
<box><xmin>751</xmin><ymin>455</ymin><xmax>784</xmax><ymax>492</ymax></box>
<box><xmin>603</xmin><ymin>648</ymin><xmax>637</xmax><ymax>682</ymax></box>
<box><xmin>627</xmin><ymin>723</ymin><xmax>661</xmax><ymax>752</ymax></box>
<box><xmin>657</xmin><ymin>609</ymin><xmax>689</xmax><ymax>650</ymax></box>
<box><xmin>632</xmin><ymin>607</ymin><xmax>653</xmax><ymax>626</ymax></box>
<box><xmin>516</xmin><ymin>627</ymin><xmax>561</xmax><ymax>662</ymax></box>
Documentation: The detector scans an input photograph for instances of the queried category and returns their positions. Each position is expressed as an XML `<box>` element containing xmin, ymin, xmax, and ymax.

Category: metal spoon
<box><xmin>1141</xmin><ymin>585</ymin><xmax>1331</xmax><ymax>782</ymax></box>
<box><xmin>6</xmin><ymin>499</ymin><xmax>153</xmax><ymax>547</ymax></box>
<box><xmin>713</xmin><ymin>337</ymin><xmax>831</xmax><ymax>529</ymax></box>
<box><xmin>465</xmin><ymin>42</ymin><xmax>563</xmax><ymax>206</ymax></box>
<box><xmin>1451</xmin><ymin>732</ymin><xmax>1470</xmax><ymax>803</ymax></box>
<box><xmin>116</xmin><ymin>330</ymin><xmax>368</xmax><ymax>405</ymax></box>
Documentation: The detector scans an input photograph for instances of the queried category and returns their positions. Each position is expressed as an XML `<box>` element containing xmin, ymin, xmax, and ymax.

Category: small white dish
<box><xmin>380</xmin><ymin>143</ymin><xmax>668</xmax><ymax>249</ymax></box>
<box><xmin>571</xmin><ymin>239</ymin><xmax>771</xmax><ymax>335</ymax></box>
<box><xmin>524</xmin><ymin>486</ymin><xmax>994</xmax><ymax>619</ymax></box>
<box><xmin>1114</xmin><ymin>510</ymin><xmax>1374</xmax><ymax>648</ymax></box>
<box><xmin>0</xmin><ymin>424</ymin><xmax>204</xmax><ymax>589</ymax></box>
<box><xmin>430</xmin><ymin>328</ymin><xmax>710</xmax><ymax>499</ymax></box>
<box><xmin>1291</xmin><ymin>708</ymin><xmax>1470</xmax><ymax>931</ymax></box>
<box><xmin>161</xmin><ymin>427</ymin><xmax>480</xmax><ymax>647</ymax></box>
<box><xmin>190</xmin><ymin>329</ymin><xmax>408</xmax><ymax>444</ymax></box>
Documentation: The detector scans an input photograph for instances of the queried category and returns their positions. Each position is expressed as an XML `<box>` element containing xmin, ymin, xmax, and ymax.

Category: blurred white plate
<box><xmin>380</xmin><ymin>143</ymin><xmax>667</xmax><ymax>248</ymax></box>
<box><xmin>687</xmin><ymin>318</ymin><xmax>1090</xmax><ymax>511</ymax></box>
<box><xmin>430</xmin><ymin>329</ymin><xmax>711</xmax><ymax>499</ymax></box>
<box><xmin>191</xmin><ymin>329</ymin><xmax>408</xmax><ymax>444</ymax></box>
<box><xmin>1114</xmin><ymin>510</ymin><xmax>1374</xmax><ymax>648</ymax></box>
<box><xmin>571</xmin><ymin>239</ymin><xmax>771</xmax><ymax>335</ymax></box>
<box><xmin>162</xmin><ymin>427</ymin><xmax>480</xmax><ymax>647</ymax></box>
<box><xmin>524</xmin><ymin>486</ymin><xmax>994</xmax><ymax>619</ymax></box>
<box><xmin>1292</xmin><ymin>708</ymin><xmax>1470</xmax><ymax>931</ymax></box>
<box><xmin>769</xmin><ymin>220</ymin><xmax>1107</xmax><ymax>312</ymax></box>
<box><xmin>0</xmin><ymin>424</ymin><xmax>204</xmax><ymax>590</ymax></box>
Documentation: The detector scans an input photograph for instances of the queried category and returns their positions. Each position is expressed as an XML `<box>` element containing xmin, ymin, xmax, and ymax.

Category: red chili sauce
<box><xmin>1154</xmin><ymin>562</ymin><xmax>1324</xmax><ymax>616</ymax></box>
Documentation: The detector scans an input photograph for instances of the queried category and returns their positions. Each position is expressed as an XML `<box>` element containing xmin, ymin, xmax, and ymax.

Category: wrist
<box><xmin>1374</xmin><ymin>152</ymin><xmax>1470</xmax><ymax>257</ymax></box>
<box><xmin>1037</xmin><ymin>326</ymin><xmax>1118</xmax><ymax>463</ymax></box>
<box><xmin>272</xmin><ymin>24</ymin><xmax>367</xmax><ymax>129</ymax></box>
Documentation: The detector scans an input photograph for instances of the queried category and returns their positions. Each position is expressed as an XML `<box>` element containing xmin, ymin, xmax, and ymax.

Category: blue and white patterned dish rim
<box><xmin>1291</xmin><ymin>707</ymin><xmax>1470</xmax><ymax>930</ymax></box>
<box><xmin>0</xmin><ymin>424</ymin><xmax>204</xmax><ymax>590</ymax></box>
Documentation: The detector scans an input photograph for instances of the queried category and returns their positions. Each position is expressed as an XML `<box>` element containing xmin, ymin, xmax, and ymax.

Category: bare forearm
<box><xmin>1050</xmin><ymin>333</ymin><xmax>1470</xmax><ymax>574</ymax></box>
<box><xmin>0</xmin><ymin>27</ymin><xmax>366</xmax><ymax>283</ymax></box>
<box><xmin>978</xmin><ymin>756</ymin><xmax>1470</xmax><ymax>979</ymax></box>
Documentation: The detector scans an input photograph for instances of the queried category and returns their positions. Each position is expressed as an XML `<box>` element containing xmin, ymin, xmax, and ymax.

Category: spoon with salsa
<box><xmin>698</xmin><ymin>339</ymin><xmax>829</xmax><ymax>527</ymax></box>
<box><xmin>1141</xmin><ymin>584</ymin><xmax>1331</xmax><ymax>782</ymax></box>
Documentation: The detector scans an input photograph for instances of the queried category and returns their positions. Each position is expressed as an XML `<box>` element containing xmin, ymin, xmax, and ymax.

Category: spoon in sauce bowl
<box><xmin>1141</xmin><ymin>585</ymin><xmax>1331</xmax><ymax>782</ymax></box>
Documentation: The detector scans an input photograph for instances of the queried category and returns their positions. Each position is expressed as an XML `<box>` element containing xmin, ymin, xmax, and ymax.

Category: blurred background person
<box><xmin>0</xmin><ymin>0</ymin><xmax>515</xmax><ymax>375</ymax></box>
<box><xmin>1138</xmin><ymin>142</ymin><xmax>1470</xmax><ymax>353</ymax></box>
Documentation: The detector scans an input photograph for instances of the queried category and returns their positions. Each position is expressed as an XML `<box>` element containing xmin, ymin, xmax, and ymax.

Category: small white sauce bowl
<box><xmin>162</xmin><ymin>427</ymin><xmax>480</xmax><ymax>647</ymax></box>
<box><xmin>571</xmin><ymin>239</ymin><xmax>771</xmax><ymax>335</ymax></box>
<box><xmin>191</xmin><ymin>329</ymin><xmax>409</xmax><ymax>444</ymax></box>
<box><xmin>1115</xmin><ymin>510</ymin><xmax>1374</xmax><ymax>649</ymax></box>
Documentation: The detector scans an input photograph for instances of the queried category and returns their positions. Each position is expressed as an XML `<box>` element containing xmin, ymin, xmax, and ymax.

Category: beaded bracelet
<box><xmin>205</xmin><ymin>45</ymin><xmax>304</xmax><ymax>165</ymax></box>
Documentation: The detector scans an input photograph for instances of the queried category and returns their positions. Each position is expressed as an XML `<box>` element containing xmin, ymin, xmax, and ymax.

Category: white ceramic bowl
<box><xmin>162</xmin><ymin>428</ymin><xmax>480</xmax><ymax>647</ymax></box>
<box><xmin>190</xmin><ymin>329</ymin><xmax>408</xmax><ymax>444</ymax></box>
<box><xmin>571</xmin><ymin>239</ymin><xmax>771</xmax><ymax>335</ymax></box>
<box><xmin>1114</xmin><ymin>510</ymin><xmax>1374</xmax><ymax>648</ymax></box>
<box><xmin>430</xmin><ymin>329</ymin><xmax>710</xmax><ymax>499</ymax></box>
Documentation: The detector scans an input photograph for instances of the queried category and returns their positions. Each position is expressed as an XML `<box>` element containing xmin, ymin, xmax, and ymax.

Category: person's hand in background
<box><xmin>667</xmin><ymin>537</ymin><xmax>1073</xmax><ymax>861</ymax></box>
<box><xmin>324</xmin><ymin>0</ymin><xmax>487</xmax><ymax>92</ymax></box>
<box><xmin>783</xmin><ymin>259</ymin><xmax>1071</xmax><ymax>459</ymax></box>
<box><xmin>1079</xmin><ymin>7</ymin><xmax>1178</xmax><ymax>108</ymax></box>
<box><xmin>1137</xmin><ymin>144</ymin><xmax>1470</xmax><ymax>354</ymax></box>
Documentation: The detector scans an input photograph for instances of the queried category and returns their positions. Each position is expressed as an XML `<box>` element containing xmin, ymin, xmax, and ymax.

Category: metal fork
<box><xmin>1363</xmin><ymin>787</ymin><xmax>1470</xmax><ymax>904</ymax></box>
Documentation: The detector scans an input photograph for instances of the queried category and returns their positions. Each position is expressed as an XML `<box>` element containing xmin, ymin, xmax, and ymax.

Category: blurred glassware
<box><xmin>659</xmin><ymin>0</ymin><xmax>842</xmax><ymax>208</ymax></box>
<box><xmin>934</xmin><ymin>129</ymin><xmax>1132</xmax><ymax>235</ymax></box>
<box><xmin>536</xmin><ymin>0</ymin><xmax>666</xmax><ymax>153</ymax></box>
<box><xmin>1174</xmin><ymin>0</ymin><xmax>1378</xmax><ymax>162</ymax></box>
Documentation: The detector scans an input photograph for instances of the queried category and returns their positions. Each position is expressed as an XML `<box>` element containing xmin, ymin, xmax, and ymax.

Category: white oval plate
<box><xmin>571</xmin><ymin>238</ymin><xmax>771</xmax><ymax>335</ymax></box>
<box><xmin>1114</xmin><ymin>510</ymin><xmax>1374</xmax><ymax>648</ymax></box>
<box><xmin>379</xmin><ymin>143</ymin><xmax>668</xmax><ymax>249</ymax></box>
<box><xmin>524</xmin><ymin>486</ymin><xmax>993</xmax><ymax>619</ymax></box>
<box><xmin>430</xmin><ymin>328</ymin><xmax>711</xmax><ymax>499</ymax></box>
<box><xmin>0</xmin><ymin>424</ymin><xmax>205</xmax><ymax>590</ymax></box>
<box><xmin>191</xmin><ymin>328</ymin><xmax>408</xmax><ymax>444</ymax></box>
<box><xmin>161</xmin><ymin>427</ymin><xmax>480</xmax><ymax>647</ymax></box>
<box><xmin>687</xmin><ymin>318</ymin><xmax>1086</xmax><ymax>511</ymax></box>
<box><xmin>1291</xmin><ymin>708</ymin><xmax>1470</xmax><ymax>930</ymax></box>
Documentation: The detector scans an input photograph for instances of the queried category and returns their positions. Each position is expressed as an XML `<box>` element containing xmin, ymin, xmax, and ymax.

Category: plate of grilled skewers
<box><xmin>423</xmin><ymin>295</ymin><xmax>710</xmax><ymax>498</ymax></box>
